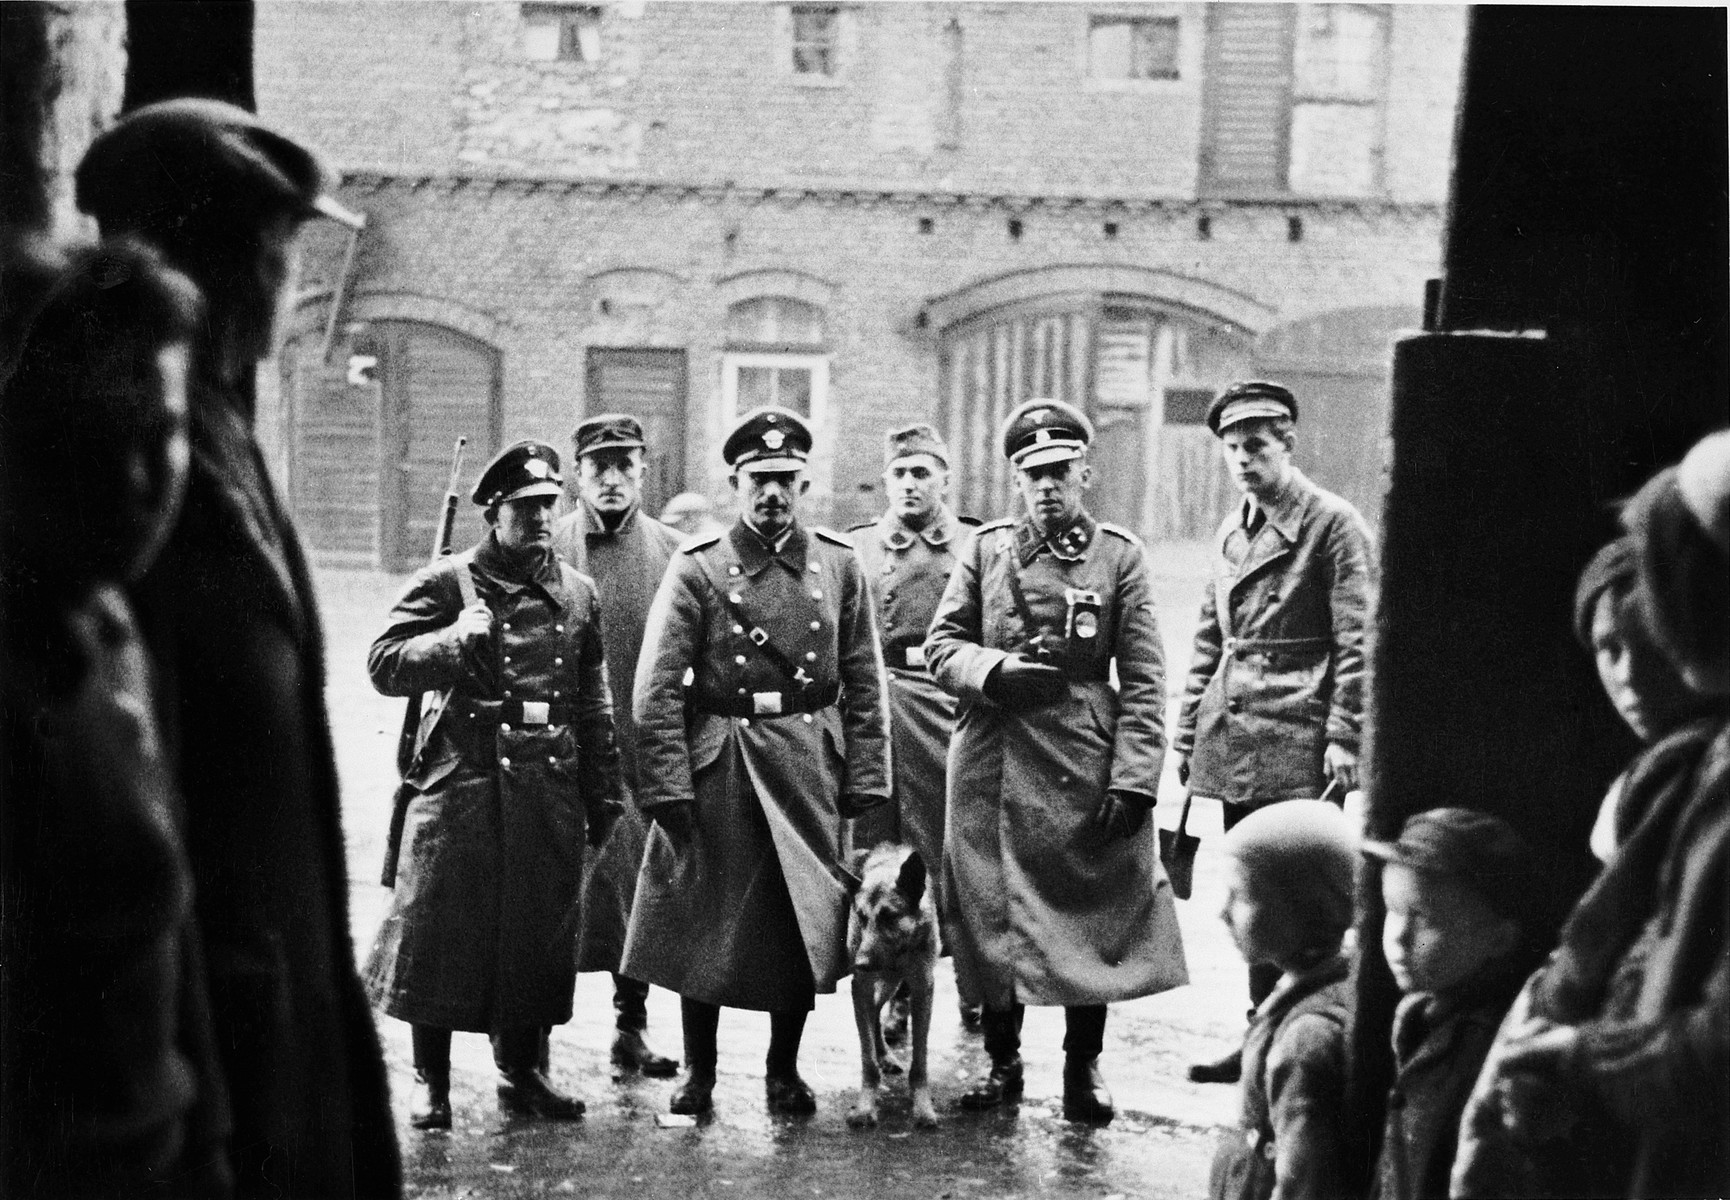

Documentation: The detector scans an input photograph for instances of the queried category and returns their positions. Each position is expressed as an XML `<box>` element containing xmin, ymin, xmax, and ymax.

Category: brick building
<box><xmin>255</xmin><ymin>1</ymin><xmax>1464</xmax><ymax>568</ymax></box>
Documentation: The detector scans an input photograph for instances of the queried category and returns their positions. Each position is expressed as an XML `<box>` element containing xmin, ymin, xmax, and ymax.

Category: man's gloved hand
<box><xmin>1323</xmin><ymin>742</ymin><xmax>1359</xmax><ymax>793</ymax></box>
<box><xmin>647</xmin><ymin>802</ymin><xmax>693</xmax><ymax>846</ymax></box>
<box><xmin>839</xmin><ymin>792</ymin><xmax>884</xmax><ymax>820</ymax></box>
<box><xmin>451</xmin><ymin>600</ymin><xmax>493</xmax><ymax>647</ymax></box>
<box><xmin>1093</xmin><ymin>789</ymin><xmax>1153</xmax><ymax>840</ymax></box>
<box><xmin>982</xmin><ymin>654</ymin><xmax>1066</xmax><ymax>709</ymax></box>
<box><xmin>1176</xmin><ymin>755</ymin><xmax>1190</xmax><ymax>786</ymax></box>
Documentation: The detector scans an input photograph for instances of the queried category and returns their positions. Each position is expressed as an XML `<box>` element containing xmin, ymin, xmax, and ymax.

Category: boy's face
<box><xmin>1380</xmin><ymin>863</ymin><xmax>1518</xmax><ymax>995</ymax></box>
<box><xmin>1220</xmin><ymin>859</ymin><xmax>1305</xmax><ymax>968</ymax></box>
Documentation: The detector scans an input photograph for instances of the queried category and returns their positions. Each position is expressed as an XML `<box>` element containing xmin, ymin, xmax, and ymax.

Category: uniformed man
<box><xmin>365</xmin><ymin>441</ymin><xmax>625</xmax><ymax>1128</ymax></box>
<box><xmin>925</xmin><ymin>398</ymin><xmax>1188</xmax><ymax>1125</ymax></box>
<box><xmin>552</xmin><ymin>414</ymin><xmax>683</xmax><ymax>1078</ymax></box>
<box><xmin>847</xmin><ymin>423</ymin><xmax>980</xmax><ymax>1031</ymax></box>
<box><xmin>1174</xmin><ymin>380</ymin><xmax>1375</xmax><ymax>1084</ymax></box>
<box><xmin>622</xmin><ymin>406</ymin><xmax>891</xmax><ymax>1117</ymax></box>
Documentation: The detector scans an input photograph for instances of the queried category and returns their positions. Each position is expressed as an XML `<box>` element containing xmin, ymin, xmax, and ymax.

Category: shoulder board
<box><xmin>958</xmin><ymin>515</ymin><xmax>983</xmax><ymax>527</ymax></box>
<box><xmin>680</xmin><ymin>532</ymin><xmax>723</xmax><ymax>554</ymax></box>
<box><xmin>1098</xmin><ymin>522</ymin><xmax>1143</xmax><ymax>546</ymax></box>
<box><xmin>813</xmin><ymin>527</ymin><xmax>854</xmax><ymax>547</ymax></box>
<box><xmin>846</xmin><ymin>519</ymin><xmax>877</xmax><ymax>533</ymax></box>
<box><xmin>975</xmin><ymin>517</ymin><xmax>1015</xmax><ymax>533</ymax></box>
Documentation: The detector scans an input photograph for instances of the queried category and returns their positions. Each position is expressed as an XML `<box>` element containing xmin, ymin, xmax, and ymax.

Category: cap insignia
<box><xmin>763</xmin><ymin>429</ymin><xmax>786</xmax><ymax>450</ymax></box>
<box><xmin>1035</xmin><ymin>430</ymin><xmax>1051</xmax><ymax>444</ymax></box>
<box><xmin>525</xmin><ymin>458</ymin><xmax>551</xmax><ymax>479</ymax></box>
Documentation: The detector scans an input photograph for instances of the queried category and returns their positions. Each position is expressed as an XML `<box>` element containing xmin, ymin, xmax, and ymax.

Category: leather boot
<box><xmin>669</xmin><ymin>1070</ymin><xmax>715</xmax><ymax>1115</ymax></box>
<box><xmin>764</xmin><ymin>1070</ymin><xmax>817</xmax><ymax>1116</ymax></box>
<box><xmin>497</xmin><ymin>1068</ymin><xmax>585</xmax><ymax>1120</ymax></box>
<box><xmin>612</xmin><ymin>1028</ymin><xmax>680</xmax><ymax>1078</ymax></box>
<box><xmin>409</xmin><ymin>1070</ymin><xmax>451</xmax><ymax>1130</ymax></box>
<box><xmin>1062</xmin><ymin>1057</ymin><xmax>1114</xmax><ymax>1124</ymax></box>
<box><xmin>1188</xmin><ymin>1045</ymin><xmax>1243</xmax><ymax>1085</ymax></box>
<box><xmin>959</xmin><ymin>1058</ymin><xmax>1024</xmax><ymax>1110</ymax></box>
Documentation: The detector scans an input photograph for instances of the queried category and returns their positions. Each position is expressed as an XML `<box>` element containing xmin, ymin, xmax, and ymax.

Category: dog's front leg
<box><xmin>847</xmin><ymin>973</ymin><xmax>882</xmax><ymax>1128</ymax></box>
<box><xmin>908</xmin><ymin>966</ymin><xmax>938</xmax><ymax>1128</ymax></box>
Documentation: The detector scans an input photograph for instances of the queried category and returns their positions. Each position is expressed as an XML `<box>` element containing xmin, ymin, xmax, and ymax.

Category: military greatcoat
<box><xmin>1174</xmin><ymin>468</ymin><xmax>1375</xmax><ymax>806</ymax></box>
<box><xmin>551</xmin><ymin>502</ymin><xmax>683</xmax><ymax>973</ymax></box>
<box><xmin>925</xmin><ymin>512</ymin><xmax>1188</xmax><ymax>1008</ymax></box>
<box><xmin>364</xmin><ymin>534</ymin><xmax>623</xmax><ymax>1032</ymax></box>
<box><xmin>621</xmin><ymin>520</ymin><xmax>891</xmax><ymax>1011</ymax></box>
<box><xmin>847</xmin><ymin>506</ymin><xmax>968</xmax><ymax>886</ymax></box>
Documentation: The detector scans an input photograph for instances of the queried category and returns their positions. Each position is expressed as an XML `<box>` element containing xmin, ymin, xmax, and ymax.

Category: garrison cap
<box><xmin>572</xmin><ymin>412</ymin><xmax>646</xmax><ymax>457</ymax></box>
<box><xmin>724</xmin><ymin>407</ymin><xmax>812</xmax><ymax>474</ymax></box>
<box><xmin>472</xmin><ymin>440</ymin><xmax>564</xmax><ymax>507</ymax></box>
<box><xmin>1363</xmin><ymin>807</ymin><xmax>1527</xmax><ymax>914</ymax></box>
<box><xmin>1207</xmin><ymin>380</ymin><xmax>1299</xmax><ymax>436</ymax></box>
<box><xmin>1001</xmin><ymin>399</ymin><xmax>1093</xmax><ymax>469</ymax></box>
<box><xmin>884</xmin><ymin>422</ymin><xmax>949</xmax><ymax>468</ymax></box>
<box><xmin>76</xmin><ymin>98</ymin><xmax>364</xmax><ymax>234</ymax></box>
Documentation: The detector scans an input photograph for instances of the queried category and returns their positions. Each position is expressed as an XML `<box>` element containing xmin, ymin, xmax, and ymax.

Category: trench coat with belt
<box><xmin>621</xmin><ymin>520</ymin><xmax>891</xmax><ymax>1011</ymax></box>
<box><xmin>1175</xmin><ymin>468</ymin><xmax>1376</xmax><ymax>806</ymax></box>
<box><xmin>551</xmin><ymin>502</ymin><xmax>683</xmax><ymax>974</ymax></box>
<box><xmin>924</xmin><ymin>511</ymin><xmax>1188</xmax><ymax>1008</ymax></box>
<box><xmin>846</xmin><ymin>505</ymin><xmax>969</xmax><ymax>888</ymax></box>
<box><xmin>363</xmin><ymin>534</ymin><xmax>623</xmax><ymax>1032</ymax></box>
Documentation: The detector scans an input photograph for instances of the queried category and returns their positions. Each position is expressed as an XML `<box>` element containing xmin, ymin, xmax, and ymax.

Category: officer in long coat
<box><xmin>365</xmin><ymin>441</ymin><xmax>625</xmax><ymax>1129</ymax></box>
<box><xmin>552</xmin><ymin>414</ymin><xmax>683</xmax><ymax>1077</ymax></box>
<box><xmin>848</xmin><ymin>423</ymin><xmax>979</xmax><ymax>1029</ymax></box>
<box><xmin>622</xmin><ymin>407</ymin><xmax>891</xmax><ymax>1117</ymax></box>
<box><xmin>1174</xmin><ymin>380</ymin><xmax>1375</xmax><ymax>1083</ymax></box>
<box><xmin>925</xmin><ymin>398</ymin><xmax>1188</xmax><ymax>1125</ymax></box>
<box><xmin>75</xmin><ymin>100</ymin><xmax>400</xmax><ymax>1196</ymax></box>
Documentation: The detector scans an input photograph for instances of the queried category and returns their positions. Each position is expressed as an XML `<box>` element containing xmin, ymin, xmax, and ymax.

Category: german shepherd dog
<box><xmin>846</xmin><ymin>843</ymin><xmax>940</xmax><ymax>1128</ymax></box>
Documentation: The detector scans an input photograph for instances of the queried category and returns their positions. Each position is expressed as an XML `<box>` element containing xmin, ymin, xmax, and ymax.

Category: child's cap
<box><xmin>1362</xmin><ymin>807</ymin><xmax>1526</xmax><ymax>916</ymax></box>
<box><xmin>1221</xmin><ymin>800</ymin><xmax>1358</xmax><ymax>944</ymax></box>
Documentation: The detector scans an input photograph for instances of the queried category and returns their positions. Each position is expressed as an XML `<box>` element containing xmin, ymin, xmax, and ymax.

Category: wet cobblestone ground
<box><xmin>320</xmin><ymin>544</ymin><xmax>1246</xmax><ymax>1198</ymax></box>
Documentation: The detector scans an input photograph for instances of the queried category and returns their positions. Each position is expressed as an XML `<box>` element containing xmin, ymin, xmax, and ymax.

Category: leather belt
<box><xmin>457</xmin><ymin>699</ymin><xmax>580</xmax><ymax>726</ymax></box>
<box><xmin>689</xmin><ymin>680</ymin><xmax>841</xmax><ymax>719</ymax></box>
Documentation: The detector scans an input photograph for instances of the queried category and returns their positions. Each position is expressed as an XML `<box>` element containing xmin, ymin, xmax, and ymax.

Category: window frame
<box><xmin>783</xmin><ymin>4</ymin><xmax>849</xmax><ymax>87</ymax></box>
<box><xmin>1081</xmin><ymin>5</ymin><xmax>1195</xmax><ymax>93</ymax></box>
<box><xmin>520</xmin><ymin>2</ymin><xmax>602</xmax><ymax>64</ymax></box>
<box><xmin>721</xmin><ymin>351</ymin><xmax>830</xmax><ymax>427</ymax></box>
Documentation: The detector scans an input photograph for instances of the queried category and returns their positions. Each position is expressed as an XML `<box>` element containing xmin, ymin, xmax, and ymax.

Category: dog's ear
<box><xmin>897</xmin><ymin>849</ymin><xmax>926</xmax><ymax>908</ymax></box>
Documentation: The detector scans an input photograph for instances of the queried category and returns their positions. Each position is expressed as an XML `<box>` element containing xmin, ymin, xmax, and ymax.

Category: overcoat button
<box><xmin>808</xmin><ymin>562</ymin><xmax>820</xmax><ymax>573</ymax></box>
<box><xmin>504</xmin><ymin>655</ymin><xmax>512</xmax><ymax>663</ymax></box>
<box><xmin>811</xmin><ymin>589</ymin><xmax>823</xmax><ymax>600</ymax></box>
<box><xmin>554</xmin><ymin>657</ymin><xmax>564</xmax><ymax>666</ymax></box>
<box><xmin>729</xmin><ymin>566</ymin><xmax>741</xmax><ymax>576</ymax></box>
<box><xmin>740</xmin><ymin>718</ymin><xmax>751</xmax><ymax>727</ymax></box>
<box><xmin>503</xmin><ymin>623</ymin><xmax>511</xmax><ymax>631</ymax></box>
<box><xmin>738</xmin><ymin>687</ymin><xmax>748</xmax><ymax>695</ymax></box>
<box><xmin>805</xmin><ymin>651</ymin><xmax>817</xmax><ymax>662</ymax></box>
<box><xmin>809</xmin><ymin>621</ymin><xmax>821</xmax><ymax>631</ymax></box>
<box><xmin>548</xmin><ymin>756</ymin><xmax>557</xmax><ymax>765</ymax></box>
<box><xmin>501</xmin><ymin>723</ymin><xmax>512</xmax><ymax>732</ymax></box>
<box><xmin>733</xmin><ymin>625</ymin><xmax>745</xmax><ymax>635</ymax></box>
<box><xmin>729</xmin><ymin>592</ymin><xmax>743</xmax><ymax>604</ymax></box>
<box><xmin>735</xmin><ymin>655</ymin><xmax>747</xmax><ymax>665</ymax></box>
<box><xmin>500</xmin><ymin>756</ymin><xmax>511</xmax><ymax>768</ymax></box>
<box><xmin>802</xmin><ymin>713</ymin><xmax>813</xmax><ymax>724</ymax></box>
<box><xmin>555</xmin><ymin>624</ymin><xmax>564</xmax><ymax>633</ymax></box>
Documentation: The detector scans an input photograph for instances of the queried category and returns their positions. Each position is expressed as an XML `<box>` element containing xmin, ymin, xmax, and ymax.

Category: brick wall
<box><xmin>258</xmin><ymin>2</ymin><xmax>1464</xmax><ymax>203</ymax></box>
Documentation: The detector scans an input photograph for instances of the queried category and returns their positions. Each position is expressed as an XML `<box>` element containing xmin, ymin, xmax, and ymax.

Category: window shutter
<box><xmin>1199</xmin><ymin>4</ymin><xmax>1297</xmax><ymax>195</ymax></box>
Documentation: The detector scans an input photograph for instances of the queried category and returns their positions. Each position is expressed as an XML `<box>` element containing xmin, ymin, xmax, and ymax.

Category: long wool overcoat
<box><xmin>621</xmin><ymin>521</ymin><xmax>891</xmax><ymax>1011</ymax></box>
<box><xmin>551</xmin><ymin>502</ymin><xmax>683</xmax><ymax>974</ymax></box>
<box><xmin>846</xmin><ymin>506</ymin><xmax>968</xmax><ymax>897</ymax></box>
<box><xmin>924</xmin><ymin>511</ymin><xmax>1188</xmax><ymax>1008</ymax></box>
<box><xmin>1174</xmin><ymin>468</ymin><xmax>1375</xmax><ymax>806</ymax></box>
<box><xmin>364</xmin><ymin>535</ymin><xmax>623</xmax><ymax>1032</ymax></box>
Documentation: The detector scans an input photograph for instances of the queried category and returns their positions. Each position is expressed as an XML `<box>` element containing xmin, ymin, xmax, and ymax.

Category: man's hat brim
<box><xmin>1012</xmin><ymin>442</ymin><xmax>1085</xmax><ymax>469</ymax></box>
<box><xmin>1214</xmin><ymin>397</ymin><xmax>1293</xmax><ymax>434</ymax></box>
<box><xmin>577</xmin><ymin>437</ymin><xmax>646</xmax><ymax>455</ymax></box>
<box><xmin>734</xmin><ymin>455</ymin><xmax>808</xmax><ymax>475</ymax></box>
<box><xmin>493</xmin><ymin>480</ymin><xmax>565</xmax><ymax>505</ymax></box>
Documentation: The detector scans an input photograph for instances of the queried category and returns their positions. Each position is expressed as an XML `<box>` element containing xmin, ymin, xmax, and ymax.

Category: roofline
<box><xmin>335</xmin><ymin>166</ymin><xmax>1445</xmax><ymax>216</ymax></box>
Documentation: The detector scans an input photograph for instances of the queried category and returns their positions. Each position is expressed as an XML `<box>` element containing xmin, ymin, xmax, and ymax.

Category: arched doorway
<box><xmin>282</xmin><ymin>320</ymin><xmax>502</xmax><ymax>571</ymax></box>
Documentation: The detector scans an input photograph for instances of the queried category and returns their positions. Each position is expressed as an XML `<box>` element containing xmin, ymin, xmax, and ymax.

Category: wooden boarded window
<box><xmin>584</xmin><ymin>348</ymin><xmax>687</xmax><ymax>516</ymax></box>
<box><xmin>1199</xmin><ymin>3</ymin><xmax>1297</xmax><ymax>196</ymax></box>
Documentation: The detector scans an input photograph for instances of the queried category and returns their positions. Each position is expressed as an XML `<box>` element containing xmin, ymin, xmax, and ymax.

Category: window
<box><xmin>726</xmin><ymin>296</ymin><xmax>826</xmax><ymax>349</ymax></box>
<box><xmin>521</xmin><ymin>4</ymin><xmax>600</xmax><ymax>63</ymax></box>
<box><xmin>1089</xmin><ymin>16</ymin><xmax>1180</xmax><ymax>81</ymax></box>
<box><xmin>1294</xmin><ymin>5</ymin><xmax>1386</xmax><ymax>103</ymax></box>
<box><xmin>722</xmin><ymin>296</ymin><xmax>828</xmax><ymax>427</ymax></box>
<box><xmin>728</xmin><ymin>357</ymin><xmax>822</xmax><ymax>417</ymax></box>
<box><xmin>791</xmin><ymin>6</ymin><xmax>840</xmax><ymax>77</ymax></box>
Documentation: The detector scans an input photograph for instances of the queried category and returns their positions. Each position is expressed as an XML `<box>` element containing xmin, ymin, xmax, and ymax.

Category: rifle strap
<box><xmin>692</xmin><ymin>554</ymin><xmax>816</xmax><ymax>692</ymax></box>
<box><xmin>415</xmin><ymin>556</ymin><xmax>479</xmax><ymax>751</ymax></box>
<box><xmin>1002</xmin><ymin>540</ymin><xmax>1046</xmax><ymax>650</ymax></box>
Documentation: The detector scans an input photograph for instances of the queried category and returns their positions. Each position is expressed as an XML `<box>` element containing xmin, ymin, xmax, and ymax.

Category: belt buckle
<box><xmin>904</xmin><ymin>645</ymin><xmax>925</xmax><ymax>668</ymax></box>
<box><xmin>520</xmin><ymin>700</ymin><xmax>550</xmax><ymax>725</ymax></box>
<box><xmin>752</xmin><ymin>691</ymin><xmax>784</xmax><ymax>716</ymax></box>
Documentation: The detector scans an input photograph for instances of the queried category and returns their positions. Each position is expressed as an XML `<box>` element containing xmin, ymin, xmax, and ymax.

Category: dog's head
<box><xmin>847</xmin><ymin>844</ymin><xmax>931</xmax><ymax>972</ymax></box>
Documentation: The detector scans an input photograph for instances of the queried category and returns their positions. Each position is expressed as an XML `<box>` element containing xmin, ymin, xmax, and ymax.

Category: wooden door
<box><xmin>283</xmin><ymin>337</ymin><xmax>383</xmax><ymax>567</ymax></box>
<box><xmin>1199</xmin><ymin>3</ymin><xmax>1297</xmax><ymax>196</ymax></box>
<box><xmin>584</xmin><ymin>348</ymin><xmax>687</xmax><ymax>515</ymax></box>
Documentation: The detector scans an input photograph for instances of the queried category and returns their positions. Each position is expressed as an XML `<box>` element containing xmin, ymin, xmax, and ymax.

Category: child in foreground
<box><xmin>1363</xmin><ymin>808</ymin><xmax>1533</xmax><ymax>1200</ymax></box>
<box><xmin>1209</xmin><ymin>800</ymin><xmax>1357</xmax><ymax>1200</ymax></box>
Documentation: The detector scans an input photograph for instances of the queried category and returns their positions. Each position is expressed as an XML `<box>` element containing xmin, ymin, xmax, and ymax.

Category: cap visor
<box><xmin>579</xmin><ymin>438</ymin><xmax>646</xmax><ymax>454</ymax></box>
<box><xmin>311</xmin><ymin>194</ymin><xmax>366</xmax><ymax>231</ymax></box>
<box><xmin>735</xmin><ymin>456</ymin><xmax>807</xmax><ymax>475</ymax></box>
<box><xmin>1012</xmin><ymin>443</ymin><xmax>1084</xmax><ymax>470</ymax></box>
<box><xmin>495</xmin><ymin>481</ymin><xmax>565</xmax><ymax>504</ymax></box>
<box><xmin>1216</xmin><ymin>398</ymin><xmax>1290</xmax><ymax>432</ymax></box>
<box><xmin>1359</xmin><ymin>839</ymin><xmax>1410</xmax><ymax>866</ymax></box>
